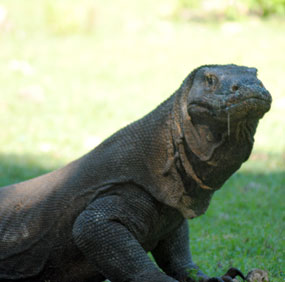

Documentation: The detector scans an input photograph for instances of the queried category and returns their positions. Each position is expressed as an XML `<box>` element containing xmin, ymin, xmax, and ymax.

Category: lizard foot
<box><xmin>202</xmin><ymin>267</ymin><xmax>246</xmax><ymax>282</ymax></box>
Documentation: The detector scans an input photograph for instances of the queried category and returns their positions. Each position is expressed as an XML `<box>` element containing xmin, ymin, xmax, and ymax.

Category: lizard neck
<box><xmin>169</xmin><ymin>91</ymin><xmax>213</xmax><ymax>190</ymax></box>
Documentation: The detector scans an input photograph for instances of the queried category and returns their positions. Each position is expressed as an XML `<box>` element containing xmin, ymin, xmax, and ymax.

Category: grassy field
<box><xmin>0</xmin><ymin>0</ymin><xmax>284</xmax><ymax>280</ymax></box>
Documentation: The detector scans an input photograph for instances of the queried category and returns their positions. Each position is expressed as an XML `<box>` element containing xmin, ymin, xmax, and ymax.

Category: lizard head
<box><xmin>187</xmin><ymin>64</ymin><xmax>272</xmax><ymax>124</ymax></box>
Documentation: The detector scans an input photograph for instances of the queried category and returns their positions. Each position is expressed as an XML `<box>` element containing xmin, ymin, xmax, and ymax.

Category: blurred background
<box><xmin>0</xmin><ymin>0</ymin><xmax>284</xmax><ymax>280</ymax></box>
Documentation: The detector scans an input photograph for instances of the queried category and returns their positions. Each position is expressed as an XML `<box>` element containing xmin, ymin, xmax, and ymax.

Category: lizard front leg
<box><xmin>72</xmin><ymin>195</ymin><xmax>177</xmax><ymax>282</ymax></box>
<box><xmin>152</xmin><ymin>219</ymin><xmax>207</xmax><ymax>282</ymax></box>
<box><xmin>152</xmin><ymin>220</ymin><xmax>245</xmax><ymax>282</ymax></box>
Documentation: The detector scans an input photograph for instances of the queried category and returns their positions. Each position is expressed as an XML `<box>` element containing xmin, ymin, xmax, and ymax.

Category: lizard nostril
<box><xmin>232</xmin><ymin>85</ymin><xmax>239</xmax><ymax>92</ymax></box>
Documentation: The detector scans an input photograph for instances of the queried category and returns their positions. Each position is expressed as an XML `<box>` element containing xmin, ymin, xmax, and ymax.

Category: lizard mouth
<box><xmin>188</xmin><ymin>93</ymin><xmax>272</xmax><ymax>122</ymax></box>
<box><xmin>222</xmin><ymin>97</ymin><xmax>271</xmax><ymax>118</ymax></box>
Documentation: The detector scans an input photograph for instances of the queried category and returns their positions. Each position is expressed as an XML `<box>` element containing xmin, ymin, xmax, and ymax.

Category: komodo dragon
<box><xmin>0</xmin><ymin>64</ymin><xmax>272</xmax><ymax>282</ymax></box>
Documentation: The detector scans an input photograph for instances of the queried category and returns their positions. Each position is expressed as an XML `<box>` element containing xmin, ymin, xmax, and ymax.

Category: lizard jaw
<box><xmin>222</xmin><ymin>96</ymin><xmax>271</xmax><ymax>120</ymax></box>
<box><xmin>188</xmin><ymin>92</ymin><xmax>271</xmax><ymax>123</ymax></box>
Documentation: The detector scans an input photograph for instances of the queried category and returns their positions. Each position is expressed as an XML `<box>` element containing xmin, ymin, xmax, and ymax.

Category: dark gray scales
<box><xmin>0</xmin><ymin>64</ymin><xmax>271</xmax><ymax>282</ymax></box>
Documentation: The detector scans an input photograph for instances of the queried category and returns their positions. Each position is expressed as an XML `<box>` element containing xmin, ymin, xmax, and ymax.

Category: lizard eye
<box><xmin>205</xmin><ymin>74</ymin><xmax>217</xmax><ymax>88</ymax></box>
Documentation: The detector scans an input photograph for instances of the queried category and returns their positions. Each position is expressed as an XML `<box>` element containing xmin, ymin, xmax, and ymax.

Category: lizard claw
<box><xmin>222</xmin><ymin>267</ymin><xmax>246</xmax><ymax>280</ymax></box>
<box><xmin>206</xmin><ymin>278</ymin><xmax>224</xmax><ymax>282</ymax></box>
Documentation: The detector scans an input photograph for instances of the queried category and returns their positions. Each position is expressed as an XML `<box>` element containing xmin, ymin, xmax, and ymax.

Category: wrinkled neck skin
<box><xmin>172</xmin><ymin>90</ymin><xmax>258</xmax><ymax>193</ymax></box>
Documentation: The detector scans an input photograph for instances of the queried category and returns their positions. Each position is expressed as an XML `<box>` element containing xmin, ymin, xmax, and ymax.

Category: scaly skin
<box><xmin>0</xmin><ymin>65</ymin><xmax>271</xmax><ymax>281</ymax></box>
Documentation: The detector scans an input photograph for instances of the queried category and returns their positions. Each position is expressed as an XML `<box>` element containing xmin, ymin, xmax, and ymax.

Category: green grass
<box><xmin>0</xmin><ymin>0</ymin><xmax>284</xmax><ymax>280</ymax></box>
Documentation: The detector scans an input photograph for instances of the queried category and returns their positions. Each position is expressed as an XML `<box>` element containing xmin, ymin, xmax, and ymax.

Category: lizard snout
<box><xmin>228</xmin><ymin>82</ymin><xmax>272</xmax><ymax>104</ymax></box>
